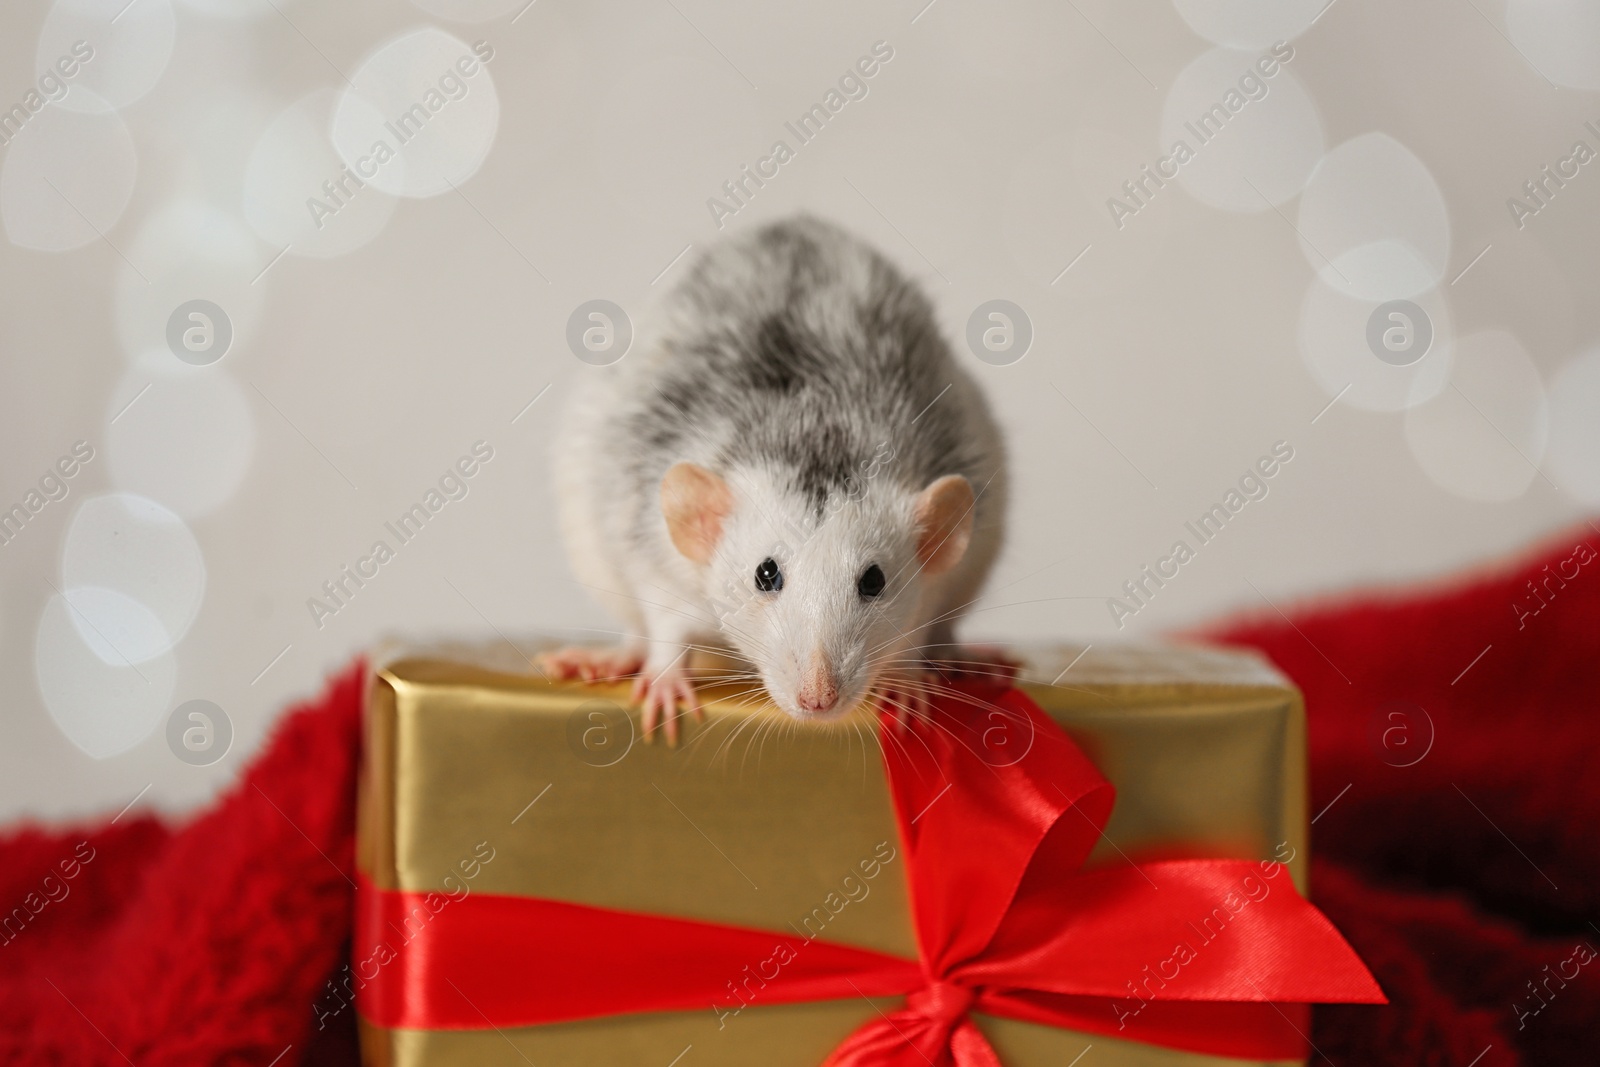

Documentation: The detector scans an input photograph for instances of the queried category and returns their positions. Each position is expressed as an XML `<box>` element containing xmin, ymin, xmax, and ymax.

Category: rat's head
<box><xmin>660</xmin><ymin>461</ymin><xmax>974</xmax><ymax>722</ymax></box>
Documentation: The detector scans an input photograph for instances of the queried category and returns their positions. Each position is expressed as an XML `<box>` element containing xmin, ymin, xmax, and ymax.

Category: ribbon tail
<box><xmin>823</xmin><ymin>1013</ymin><xmax>945</xmax><ymax>1067</ymax></box>
<box><xmin>950</xmin><ymin>1017</ymin><xmax>1004</xmax><ymax>1067</ymax></box>
<box><xmin>972</xmin><ymin>861</ymin><xmax>1384</xmax><ymax>1008</ymax></box>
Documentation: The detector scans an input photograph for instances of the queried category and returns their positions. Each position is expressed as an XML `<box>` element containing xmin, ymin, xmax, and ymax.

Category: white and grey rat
<box><xmin>544</xmin><ymin>215</ymin><xmax>1008</xmax><ymax>741</ymax></box>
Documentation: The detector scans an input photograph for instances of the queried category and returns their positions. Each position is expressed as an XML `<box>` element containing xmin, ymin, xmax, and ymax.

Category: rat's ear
<box><xmin>661</xmin><ymin>462</ymin><xmax>733</xmax><ymax>565</ymax></box>
<box><xmin>913</xmin><ymin>474</ymin><xmax>975</xmax><ymax>576</ymax></box>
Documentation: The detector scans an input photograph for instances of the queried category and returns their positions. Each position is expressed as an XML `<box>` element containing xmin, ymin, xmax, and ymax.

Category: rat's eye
<box><xmin>858</xmin><ymin>564</ymin><xmax>886</xmax><ymax>598</ymax></box>
<box><xmin>755</xmin><ymin>557</ymin><xmax>783</xmax><ymax>592</ymax></box>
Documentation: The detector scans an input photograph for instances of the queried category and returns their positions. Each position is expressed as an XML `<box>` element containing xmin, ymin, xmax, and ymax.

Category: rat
<box><xmin>543</xmin><ymin>215</ymin><xmax>1009</xmax><ymax>742</ymax></box>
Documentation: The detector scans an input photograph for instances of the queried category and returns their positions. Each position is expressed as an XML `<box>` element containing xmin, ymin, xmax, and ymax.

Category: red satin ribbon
<box><xmin>356</xmin><ymin>685</ymin><xmax>1383</xmax><ymax>1064</ymax></box>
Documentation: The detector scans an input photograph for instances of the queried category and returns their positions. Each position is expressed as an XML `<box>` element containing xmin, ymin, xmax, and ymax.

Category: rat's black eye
<box><xmin>858</xmin><ymin>564</ymin><xmax>886</xmax><ymax>598</ymax></box>
<box><xmin>755</xmin><ymin>557</ymin><xmax>783</xmax><ymax>592</ymax></box>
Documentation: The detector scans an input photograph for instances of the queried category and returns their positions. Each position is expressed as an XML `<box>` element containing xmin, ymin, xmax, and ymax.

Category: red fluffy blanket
<box><xmin>3</xmin><ymin>526</ymin><xmax>1596</xmax><ymax>1064</ymax></box>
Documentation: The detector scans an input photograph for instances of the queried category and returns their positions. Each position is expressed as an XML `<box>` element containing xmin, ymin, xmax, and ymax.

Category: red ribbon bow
<box><xmin>356</xmin><ymin>686</ymin><xmax>1383</xmax><ymax>1063</ymax></box>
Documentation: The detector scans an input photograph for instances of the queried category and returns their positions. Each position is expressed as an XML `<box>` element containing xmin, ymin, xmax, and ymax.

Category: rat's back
<box><xmin>553</xmin><ymin>215</ymin><xmax>1006</xmax><ymax>627</ymax></box>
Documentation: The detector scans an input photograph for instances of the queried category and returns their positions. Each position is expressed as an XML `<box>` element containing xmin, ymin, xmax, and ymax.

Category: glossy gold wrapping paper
<box><xmin>356</xmin><ymin>641</ymin><xmax>1307</xmax><ymax>1067</ymax></box>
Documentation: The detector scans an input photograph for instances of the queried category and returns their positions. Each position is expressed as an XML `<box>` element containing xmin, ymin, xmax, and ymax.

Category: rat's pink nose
<box><xmin>798</xmin><ymin>687</ymin><xmax>838</xmax><ymax>713</ymax></box>
<box><xmin>796</xmin><ymin>658</ymin><xmax>839</xmax><ymax>714</ymax></box>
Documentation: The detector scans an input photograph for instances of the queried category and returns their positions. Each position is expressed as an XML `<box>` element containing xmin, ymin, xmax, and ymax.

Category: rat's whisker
<box><xmin>710</xmin><ymin>704</ymin><xmax>770</xmax><ymax>767</ymax></box>
<box><xmin>744</xmin><ymin>713</ymin><xmax>783</xmax><ymax>776</ymax></box>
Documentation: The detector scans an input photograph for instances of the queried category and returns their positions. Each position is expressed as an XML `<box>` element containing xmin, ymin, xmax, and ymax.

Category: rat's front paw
<box><xmin>537</xmin><ymin>645</ymin><xmax>646</xmax><ymax>682</ymax></box>
<box><xmin>630</xmin><ymin>662</ymin><xmax>704</xmax><ymax>745</ymax></box>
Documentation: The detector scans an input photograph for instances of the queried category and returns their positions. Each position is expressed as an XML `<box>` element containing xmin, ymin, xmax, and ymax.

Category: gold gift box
<box><xmin>356</xmin><ymin>641</ymin><xmax>1307</xmax><ymax>1067</ymax></box>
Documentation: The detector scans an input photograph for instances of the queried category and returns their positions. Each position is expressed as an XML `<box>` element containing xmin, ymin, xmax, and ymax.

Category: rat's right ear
<box><xmin>661</xmin><ymin>462</ymin><xmax>733</xmax><ymax>564</ymax></box>
<box><xmin>913</xmin><ymin>474</ymin><xmax>975</xmax><ymax>576</ymax></box>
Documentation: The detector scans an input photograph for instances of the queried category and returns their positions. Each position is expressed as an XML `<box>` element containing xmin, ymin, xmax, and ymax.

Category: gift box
<box><xmin>351</xmin><ymin>641</ymin><xmax>1379</xmax><ymax>1066</ymax></box>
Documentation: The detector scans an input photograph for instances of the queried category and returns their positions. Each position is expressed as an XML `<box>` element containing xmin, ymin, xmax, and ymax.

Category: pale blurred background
<box><xmin>2</xmin><ymin>0</ymin><xmax>1597</xmax><ymax>823</ymax></box>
